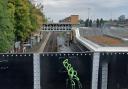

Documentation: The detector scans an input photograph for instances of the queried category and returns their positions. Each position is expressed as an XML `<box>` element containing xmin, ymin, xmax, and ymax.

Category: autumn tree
<box><xmin>0</xmin><ymin>0</ymin><xmax>46</xmax><ymax>52</ymax></box>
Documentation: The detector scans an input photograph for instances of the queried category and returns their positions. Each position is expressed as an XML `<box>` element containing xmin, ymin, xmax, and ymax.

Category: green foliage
<box><xmin>96</xmin><ymin>18</ymin><xmax>104</xmax><ymax>28</ymax></box>
<box><xmin>85</xmin><ymin>19</ymin><xmax>89</xmax><ymax>27</ymax></box>
<box><xmin>96</xmin><ymin>19</ymin><xmax>100</xmax><ymax>27</ymax></box>
<box><xmin>89</xmin><ymin>19</ymin><xmax>92</xmax><ymax>27</ymax></box>
<box><xmin>0</xmin><ymin>0</ymin><xmax>46</xmax><ymax>52</ymax></box>
<box><xmin>100</xmin><ymin>18</ymin><xmax>104</xmax><ymax>27</ymax></box>
<box><xmin>14</xmin><ymin>0</ymin><xmax>46</xmax><ymax>41</ymax></box>
<box><xmin>0</xmin><ymin>0</ymin><xmax>15</xmax><ymax>52</ymax></box>
<box><xmin>14</xmin><ymin>0</ymin><xmax>32</xmax><ymax>41</ymax></box>
<box><xmin>85</xmin><ymin>19</ymin><xmax>92</xmax><ymax>27</ymax></box>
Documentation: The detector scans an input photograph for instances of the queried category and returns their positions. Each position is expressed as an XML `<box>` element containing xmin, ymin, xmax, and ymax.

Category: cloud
<box><xmin>42</xmin><ymin>0</ymin><xmax>73</xmax><ymax>7</ymax></box>
<box><xmin>37</xmin><ymin>0</ymin><xmax>128</xmax><ymax>22</ymax></box>
<box><xmin>96</xmin><ymin>0</ymin><xmax>128</xmax><ymax>8</ymax></box>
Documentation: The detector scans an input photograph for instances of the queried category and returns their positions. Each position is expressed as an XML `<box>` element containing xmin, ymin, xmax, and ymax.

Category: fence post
<box><xmin>101</xmin><ymin>62</ymin><xmax>108</xmax><ymax>89</ymax></box>
<box><xmin>91</xmin><ymin>52</ymin><xmax>100</xmax><ymax>89</ymax></box>
<box><xmin>34</xmin><ymin>53</ymin><xmax>40</xmax><ymax>89</ymax></box>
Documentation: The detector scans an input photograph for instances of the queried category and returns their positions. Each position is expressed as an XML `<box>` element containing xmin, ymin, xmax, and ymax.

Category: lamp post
<box><xmin>87</xmin><ymin>8</ymin><xmax>91</xmax><ymax>19</ymax></box>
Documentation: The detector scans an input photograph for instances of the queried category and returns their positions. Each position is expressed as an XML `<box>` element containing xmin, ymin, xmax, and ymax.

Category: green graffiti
<box><xmin>63</xmin><ymin>59</ymin><xmax>82</xmax><ymax>89</ymax></box>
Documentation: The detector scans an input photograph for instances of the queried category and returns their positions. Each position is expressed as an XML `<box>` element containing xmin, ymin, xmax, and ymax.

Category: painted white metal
<box><xmin>34</xmin><ymin>54</ymin><xmax>41</xmax><ymax>89</ymax></box>
<box><xmin>75</xmin><ymin>28</ymin><xmax>128</xmax><ymax>52</ymax></box>
<box><xmin>91</xmin><ymin>53</ymin><xmax>100</xmax><ymax>89</ymax></box>
<box><xmin>101</xmin><ymin>63</ymin><xmax>108</xmax><ymax>89</ymax></box>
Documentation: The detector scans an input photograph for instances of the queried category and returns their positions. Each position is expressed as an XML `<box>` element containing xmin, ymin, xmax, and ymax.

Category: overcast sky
<box><xmin>36</xmin><ymin>0</ymin><xmax>128</xmax><ymax>22</ymax></box>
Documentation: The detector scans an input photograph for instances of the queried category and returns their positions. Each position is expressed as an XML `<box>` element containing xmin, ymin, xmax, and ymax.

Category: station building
<box><xmin>59</xmin><ymin>15</ymin><xmax>79</xmax><ymax>25</ymax></box>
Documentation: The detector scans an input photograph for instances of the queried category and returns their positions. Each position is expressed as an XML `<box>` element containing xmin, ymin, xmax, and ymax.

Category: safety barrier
<box><xmin>75</xmin><ymin>28</ymin><xmax>128</xmax><ymax>52</ymax></box>
<box><xmin>0</xmin><ymin>52</ymin><xmax>128</xmax><ymax>89</ymax></box>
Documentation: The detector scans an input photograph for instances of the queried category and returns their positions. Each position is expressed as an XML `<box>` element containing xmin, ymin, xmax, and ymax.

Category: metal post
<box><xmin>34</xmin><ymin>53</ymin><xmax>40</xmax><ymax>89</ymax></box>
<box><xmin>101</xmin><ymin>62</ymin><xmax>108</xmax><ymax>89</ymax></box>
<box><xmin>88</xmin><ymin>8</ymin><xmax>91</xmax><ymax>19</ymax></box>
<box><xmin>91</xmin><ymin>53</ymin><xmax>100</xmax><ymax>89</ymax></box>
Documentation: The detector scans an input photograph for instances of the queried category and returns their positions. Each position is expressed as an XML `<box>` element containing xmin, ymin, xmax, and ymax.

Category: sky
<box><xmin>36</xmin><ymin>0</ymin><xmax>128</xmax><ymax>22</ymax></box>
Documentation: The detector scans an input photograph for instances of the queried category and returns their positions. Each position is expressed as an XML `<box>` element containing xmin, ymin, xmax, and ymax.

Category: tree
<box><xmin>118</xmin><ymin>15</ymin><xmax>126</xmax><ymax>24</ymax></box>
<box><xmin>89</xmin><ymin>19</ymin><xmax>92</xmax><ymax>27</ymax></box>
<box><xmin>85</xmin><ymin>19</ymin><xmax>89</xmax><ymax>27</ymax></box>
<box><xmin>79</xmin><ymin>19</ymin><xmax>85</xmax><ymax>24</ymax></box>
<box><xmin>0</xmin><ymin>0</ymin><xmax>15</xmax><ymax>52</ymax></box>
<box><xmin>0</xmin><ymin>0</ymin><xmax>46</xmax><ymax>52</ymax></box>
<box><xmin>96</xmin><ymin>19</ymin><xmax>100</xmax><ymax>27</ymax></box>
<box><xmin>118</xmin><ymin>15</ymin><xmax>125</xmax><ymax>22</ymax></box>
<box><xmin>100</xmin><ymin>18</ymin><xmax>104</xmax><ymax>27</ymax></box>
<box><xmin>14</xmin><ymin>0</ymin><xmax>33</xmax><ymax>41</ymax></box>
<box><xmin>79</xmin><ymin>19</ymin><xmax>85</xmax><ymax>27</ymax></box>
<box><xmin>14</xmin><ymin>0</ymin><xmax>46</xmax><ymax>41</ymax></box>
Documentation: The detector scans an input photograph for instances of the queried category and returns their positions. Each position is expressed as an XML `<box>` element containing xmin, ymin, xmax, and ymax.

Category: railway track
<box><xmin>43</xmin><ymin>32</ymin><xmax>57</xmax><ymax>52</ymax></box>
<box><xmin>70</xmin><ymin>42</ymin><xmax>89</xmax><ymax>52</ymax></box>
<box><xmin>43</xmin><ymin>32</ymin><xmax>89</xmax><ymax>52</ymax></box>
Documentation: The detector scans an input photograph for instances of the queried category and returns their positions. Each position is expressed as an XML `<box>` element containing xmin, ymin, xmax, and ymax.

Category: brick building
<box><xmin>59</xmin><ymin>15</ymin><xmax>79</xmax><ymax>25</ymax></box>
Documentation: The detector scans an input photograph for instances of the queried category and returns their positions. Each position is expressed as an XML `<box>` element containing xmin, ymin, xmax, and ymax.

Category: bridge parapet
<box><xmin>74</xmin><ymin>28</ymin><xmax>128</xmax><ymax>52</ymax></box>
<box><xmin>0</xmin><ymin>52</ymin><xmax>127</xmax><ymax>89</ymax></box>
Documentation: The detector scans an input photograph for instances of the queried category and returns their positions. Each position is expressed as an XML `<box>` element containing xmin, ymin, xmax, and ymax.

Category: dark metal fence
<box><xmin>0</xmin><ymin>52</ymin><xmax>127</xmax><ymax>89</ymax></box>
<box><xmin>0</xmin><ymin>54</ymin><xmax>33</xmax><ymax>89</ymax></box>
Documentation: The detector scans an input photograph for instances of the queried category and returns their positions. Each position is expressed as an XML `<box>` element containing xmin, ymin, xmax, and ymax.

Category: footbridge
<box><xmin>42</xmin><ymin>23</ymin><xmax>72</xmax><ymax>31</ymax></box>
